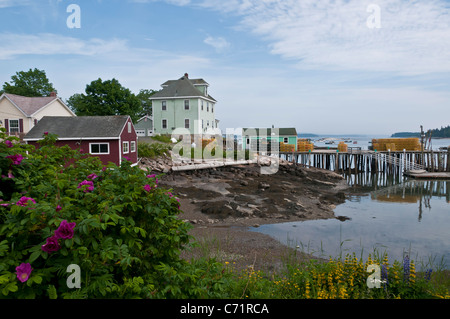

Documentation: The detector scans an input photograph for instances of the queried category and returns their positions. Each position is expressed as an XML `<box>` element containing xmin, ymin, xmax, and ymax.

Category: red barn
<box><xmin>24</xmin><ymin>115</ymin><xmax>138</xmax><ymax>166</ymax></box>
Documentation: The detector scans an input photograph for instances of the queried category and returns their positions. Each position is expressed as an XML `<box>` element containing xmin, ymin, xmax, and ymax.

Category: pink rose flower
<box><xmin>143</xmin><ymin>184</ymin><xmax>152</xmax><ymax>192</ymax></box>
<box><xmin>5</xmin><ymin>140</ymin><xmax>13</xmax><ymax>148</ymax></box>
<box><xmin>16</xmin><ymin>196</ymin><xmax>36</xmax><ymax>207</ymax></box>
<box><xmin>77</xmin><ymin>180</ymin><xmax>94</xmax><ymax>193</ymax></box>
<box><xmin>87</xmin><ymin>173</ymin><xmax>98</xmax><ymax>180</ymax></box>
<box><xmin>41</xmin><ymin>236</ymin><xmax>61</xmax><ymax>253</ymax></box>
<box><xmin>6</xmin><ymin>154</ymin><xmax>23</xmax><ymax>165</ymax></box>
<box><xmin>15</xmin><ymin>263</ymin><xmax>32</xmax><ymax>283</ymax></box>
<box><xmin>54</xmin><ymin>220</ymin><xmax>76</xmax><ymax>239</ymax></box>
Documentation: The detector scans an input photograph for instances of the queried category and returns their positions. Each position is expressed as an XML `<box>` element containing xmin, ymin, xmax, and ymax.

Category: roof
<box><xmin>151</xmin><ymin>74</ymin><xmax>216</xmax><ymax>102</ymax></box>
<box><xmin>0</xmin><ymin>93</ymin><xmax>74</xmax><ymax>116</ymax></box>
<box><xmin>242</xmin><ymin>127</ymin><xmax>298</xmax><ymax>136</ymax></box>
<box><xmin>24</xmin><ymin>115</ymin><xmax>131</xmax><ymax>140</ymax></box>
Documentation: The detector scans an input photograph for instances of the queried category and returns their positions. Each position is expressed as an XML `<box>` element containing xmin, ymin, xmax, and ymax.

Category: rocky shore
<box><xmin>140</xmin><ymin>155</ymin><xmax>350</xmax><ymax>273</ymax></box>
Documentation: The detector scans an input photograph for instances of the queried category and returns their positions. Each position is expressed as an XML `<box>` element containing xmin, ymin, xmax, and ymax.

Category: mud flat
<box><xmin>142</xmin><ymin>158</ymin><xmax>350</xmax><ymax>273</ymax></box>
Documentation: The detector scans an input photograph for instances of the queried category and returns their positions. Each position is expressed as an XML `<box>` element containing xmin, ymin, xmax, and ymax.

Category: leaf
<box><xmin>47</xmin><ymin>285</ymin><xmax>58</xmax><ymax>299</ymax></box>
<box><xmin>29</xmin><ymin>250</ymin><xmax>41</xmax><ymax>263</ymax></box>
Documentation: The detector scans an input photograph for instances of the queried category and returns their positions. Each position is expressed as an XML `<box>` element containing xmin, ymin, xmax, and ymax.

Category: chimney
<box><xmin>184</xmin><ymin>73</ymin><xmax>189</xmax><ymax>78</ymax></box>
<box><xmin>49</xmin><ymin>91</ymin><xmax>57</xmax><ymax>97</ymax></box>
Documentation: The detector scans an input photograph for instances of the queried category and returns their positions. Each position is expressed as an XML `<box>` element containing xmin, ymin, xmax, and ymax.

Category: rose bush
<box><xmin>0</xmin><ymin>128</ymin><xmax>200</xmax><ymax>298</ymax></box>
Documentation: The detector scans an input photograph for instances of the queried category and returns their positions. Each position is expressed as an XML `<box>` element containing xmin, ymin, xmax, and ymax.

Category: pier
<box><xmin>278</xmin><ymin>148</ymin><xmax>450</xmax><ymax>178</ymax></box>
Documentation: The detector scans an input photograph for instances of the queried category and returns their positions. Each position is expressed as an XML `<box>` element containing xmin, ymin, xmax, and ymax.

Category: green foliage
<box><xmin>138</xmin><ymin>142</ymin><xmax>171</xmax><ymax>158</ymax></box>
<box><xmin>0</xmin><ymin>128</ymin><xmax>195</xmax><ymax>298</ymax></box>
<box><xmin>2</xmin><ymin>68</ymin><xmax>57</xmax><ymax>97</ymax></box>
<box><xmin>150</xmin><ymin>135</ymin><xmax>174</xmax><ymax>144</ymax></box>
<box><xmin>136</xmin><ymin>89</ymin><xmax>157</xmax><ymax>118</ymax></box>
<box><xmin>66</xmin><ymin>78</ymin><xmax>142</xmax><ymax>122</ymax></box>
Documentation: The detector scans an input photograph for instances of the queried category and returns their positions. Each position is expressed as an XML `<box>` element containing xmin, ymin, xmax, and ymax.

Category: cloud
<box><xmin>0</xmin><ymin>0</ymin><xmax>30</xmax><ymax>8</ymax></box>
<box><xmin>203</xmin><ymin>36</ymin><xmax>230</xmax><ymax>52</ymax></box>
<box><xmin>0</xmin><ymin>33</ymin><xmax>129</xmax><ymax>59</ymax></box>
<box><xmin>196</xmin><ymin>0</ymin><xmax>450</xmax><ymax>75</ymax></box>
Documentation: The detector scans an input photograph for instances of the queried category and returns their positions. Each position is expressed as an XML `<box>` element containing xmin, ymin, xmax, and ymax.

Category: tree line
<box><xmin>1</xmin><ymin>68</ymin><xmax>156</xmax><ymax>122</ymax></box>
<box><xmin>392</xmin><ymin>126</ymin><xmax>450</xmax><ymax>138</ymax></box>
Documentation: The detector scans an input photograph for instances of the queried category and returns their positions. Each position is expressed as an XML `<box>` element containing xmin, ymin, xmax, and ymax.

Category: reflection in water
<box><xmin>252</xmin><ymin>174</ymin><xmax>450</xmax><ymax>269</ymax></box>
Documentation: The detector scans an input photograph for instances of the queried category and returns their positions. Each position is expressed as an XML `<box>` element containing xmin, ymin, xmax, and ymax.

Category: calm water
<box><xmin>252</xmin><ymin>178</ymin><xmax>450</xmax><ymax>269</ymax></box>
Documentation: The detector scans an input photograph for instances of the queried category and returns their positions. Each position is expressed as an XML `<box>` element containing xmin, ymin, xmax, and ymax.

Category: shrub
<box><xmin>0</xmin><ymin>129</ymin><xmax>192</xmax><ymax>298</ymax></box>
<box><xmin>138</xmin><ymin>142</ymin><xmax>171</xmax><ymax>158</ymax></box>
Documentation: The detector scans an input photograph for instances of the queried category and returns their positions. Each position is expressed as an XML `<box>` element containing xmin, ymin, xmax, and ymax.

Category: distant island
<box><xmin>392</xmin><ymin>125</ymin><xmax>450</xmax><ymax>138</ymax></box>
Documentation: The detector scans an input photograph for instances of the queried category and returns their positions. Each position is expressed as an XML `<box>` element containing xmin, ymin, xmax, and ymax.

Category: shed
<box><xmin>24</xmin><ymin>115</ymin><xmax>138</xmax><ymax>166</ymax></box>
<box><xmin>242</xmin><ymin>127</ymin><xmax>298</xmax><ymax>151</ymax></box>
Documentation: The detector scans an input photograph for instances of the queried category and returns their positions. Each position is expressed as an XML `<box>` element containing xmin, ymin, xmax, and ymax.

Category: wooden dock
<box><xmin>277</xmin><ymin>148</ymin><xmax>450</xmax><ymax>176</ymax></box>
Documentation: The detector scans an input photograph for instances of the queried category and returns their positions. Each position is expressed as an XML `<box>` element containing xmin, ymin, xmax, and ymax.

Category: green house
<box><xmin>149</xmin><ymin>73</ymin><xmax>218</xmax><ymax>136</ymax></box>
<box><xmin>242</xmin><ymin>127</ymin><xmax>298</xmax><ymax>151</ymax></box>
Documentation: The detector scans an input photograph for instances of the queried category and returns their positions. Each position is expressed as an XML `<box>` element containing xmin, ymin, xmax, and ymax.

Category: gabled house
<box><xmin>150</xmin><ymin>73</ymin><xmax>218</xmax><ymax>136</ymax></box>
<box><xmin>0</xmin><ymin>92</ymin><xmax>76</xmax><ymax>139</ymax></box>
<box><xmin>134</xmin><ymin>115</ymin><xmax>153</xmax><ymax>137</ymax></box>
<box><xmin>24</xmin><ymin>115</ymin><xmax>138</xmax><ymax>166</ymax></box>
<box><xmin>242</xmin><ymin>127</ymin><xmax>298</xmax><ymax>151</ymax></box>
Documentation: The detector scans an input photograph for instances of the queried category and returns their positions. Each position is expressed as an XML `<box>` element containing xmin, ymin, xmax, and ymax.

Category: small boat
<box><xmin>353</xmin><ymin>141</ymin><xmax>358</xmax><ymax>144</ymax></box>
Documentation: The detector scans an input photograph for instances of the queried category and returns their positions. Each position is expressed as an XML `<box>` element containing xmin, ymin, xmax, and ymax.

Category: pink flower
<box><xmin>41</xmin><ymin>236</ymin><xmax>61</xmax><ymax>253</ymax></box>
<box><xmin>56</xmin><ymin>205</ymin><xmax>62</xmax><ymax>212</ymax></box>
<box><xmin>146</xmin><ymin>174</ymin><xmax>158</xmax><ymax>184</ymax></box>
<box><xmin>16</xmin><ymin>196</ymin><xmax>36</xmax><ymax>207</ymax></box>
<box><xmin>44</xmin><ymin>132</ymin><xmax>48</xmax><ymax>135</ymax></box>
<box><xmin>54</xmin><ymin>220</ymin><xmax>76</xmax><ymax>239</ymax></box>
<box><xmin>6</xmin><ymin>154</ymin><xmax>23</xmax><ymax>165</ymax></box>
<box><xmin>0</xmin><ymin>199</ymin><xmax>9</xmax><ymax>207</ymax></box>
<box><xmin>15</xmin><ymin>263</ymin><xmax>32</xmax><ymax>283</ymax></box>
<box><xmin>77</xmin><ymin>180</ymin><xmax>94</xmax><ymax>192</ymax></box>
<box><xmin>143</xmin><ymin>184</ymin><xmax>152</xmax><ymax>192</ymax></box>
<box><xmin>87</xmin><ymin>173</ymin><xmax>98</xmax><ymax>180</ymax></box>
<box><xmin>5</xmin><ymin>140</ymin><xmax>13</xmax><ymax>148</ymax></box>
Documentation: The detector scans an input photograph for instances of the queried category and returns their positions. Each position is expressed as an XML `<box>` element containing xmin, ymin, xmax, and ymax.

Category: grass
<box><xmin>187</xmin><ymin>236</ymin><xmax>450</xmax><ymax>299</ymax></box>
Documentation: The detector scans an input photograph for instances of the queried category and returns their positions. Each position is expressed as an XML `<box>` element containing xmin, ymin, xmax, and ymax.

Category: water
<box><xmin>252</xmin><ymin>178</ymin><xmax>450</xmax><ymax>269</ymax></box>
<box><xmin>307</xmin><ymin>135</ymin><xmax>450</xmax><ymax>151</ymax></box>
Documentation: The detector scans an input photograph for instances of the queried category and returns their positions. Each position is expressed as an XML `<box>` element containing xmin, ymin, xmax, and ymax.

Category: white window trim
<box><xmin>130</xmin><ymin>141</ymin><xmax>136</xmax><ymax>153</ymax></box>
<box><xmin>162</xmin><ymin>101</ymin><xmax>167</xmax><ymax>111</ymax></box>
<box><xmin>184</xmin><ymin>100</ymin><xmax>190</xmax><ymax>110</ymax></box>
<box><xmin>123</xmin><ymin>141</ymin><xmax>129</xmax><ymax>154</ymax></box>
<box><xmin>89</xmin><ymin>142</ymin><xmax>110</xmax><ymax>155</ymax></box>
<box><xmin>284</xmin><ymin>137</ymin><xmax>289</xmax><ymax>143</ymax></box>
<box><xmin>162</xmin><ymin>119</ymin><xmax>167</xmax><ymax>129</ymax></box>
<box><xmin>184</xmin><ymin>118</ymin><xmax>190</xmax><ymax>129</ymax></box>
<box><xmin>8</xmin><ymin>119</ymin><xmax>20</xmax><ymax>133</ymax></box>
<box><xmin>127</xmin><ymin>122</ymin><xmax>132</xmax><ymax>133</ymax></box>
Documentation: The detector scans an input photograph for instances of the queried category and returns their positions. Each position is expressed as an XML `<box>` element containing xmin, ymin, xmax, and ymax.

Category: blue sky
<box><xmin>1</xmin><ymin>0</ymin><xmax>450</xmax><ymax>135</ymax></box>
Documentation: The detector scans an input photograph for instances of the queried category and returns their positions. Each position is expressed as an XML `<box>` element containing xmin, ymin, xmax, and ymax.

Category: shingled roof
<box><xmin>1</xmin><ymin>93</ymin><xmax>72</xmax><ymax>116</ymax></box>
<box><xmin>243</xmin><ymin>127</ymin><xmax>298</xmax><ymax>136</ymax></box>
<box><xmin>24</xmin><ymin>115</ymin><xmax>131</xmax><ymax>140</ymax></box>
<box><xmin>151</xmin><ymin>74</ymin><xmax>216</xmax><ymax>102</ymax></box>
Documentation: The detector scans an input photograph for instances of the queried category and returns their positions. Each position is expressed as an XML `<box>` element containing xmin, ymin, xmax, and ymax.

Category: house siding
<box><xmin>119</xmin><ymin>117</ymin><xmax>138</xmax><ymax>165</ymax></box>
<box><xmin>28</xmin><ymin>140</ymin><xmax>121</xmax><ymax>166</ymax></box>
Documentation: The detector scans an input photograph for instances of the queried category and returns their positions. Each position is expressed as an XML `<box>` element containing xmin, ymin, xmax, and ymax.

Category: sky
<box><xmin>1</xmin><ymin>0</ymin><xmax>450</xmax><ymax>136</ymax></box>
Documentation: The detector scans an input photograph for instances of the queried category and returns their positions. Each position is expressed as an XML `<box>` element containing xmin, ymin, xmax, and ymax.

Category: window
<box><xmin>201</xmin><ymin>100</ymin><xmax>204</xmax><ymax>111</ymax></box>
<box><xmin>9</xmin><ymin>119</ymin><xmax>19</xmax><ymax>133</ymax></box>
<box><xmin>184</xmin><ymin>100</ymin><xmax>189</xmax><ymax>110</ymax></box>
<box><xmin>207</xmin><ymin>103</ymin><xmax>209</xmax><ymax>112</ymax></box>
<box><xmin>202</xmin><ymin>120</ymin><xmax>204</xmax><ymax>129</ymax></box>
<box><xmin>162</xmin><ymin>119</ymin><xmax>167</xmax><ymax>129</ymax></box>
<box><xmin>212</xmin><ymin>105</ymin><xmax>214</xmax><ymax>113</ymax></box>
<box><xmin>207</xmin><ymin>120</ymin><xmax>209</xmax><ymax>126</ymax></box>
<box><xmin>162</xmin><ymin>101</ymin><xmax>167</xmax><ymax>111</ymax></box>
<box><xmin>123</xmin><ymin>141</ymin><xmax>129</xmax><ymax>154</ymax></box>
<box><xmin>184</xmin><ymin>119</ymin><xmax>190</xmax><ymax>129</ymax></box>
<box><xmin>284</xmin><ymin>137</ymin><xmax>289</xmax><ymax>143</ymax></box>
<box><xmin>128</xmin><ymin>122</ymin><xmax>132</xmax><ymax>133</ymax></box>
<box><xmin>90</xmin><ymin>143</ymin><xmax>109</xmax><ymax>154</ymax></box>
<box><xmin>130</xmin><ymin>141</ymin><xmax>136</xmax><ymax>152</ymax></box>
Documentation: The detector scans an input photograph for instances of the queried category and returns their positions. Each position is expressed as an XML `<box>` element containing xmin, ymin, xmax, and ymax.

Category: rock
<box><xmin>240</xmin><ymin>180</ymin><xmax>249</xmax><ymax>186</ymax></box>
<box><xmin>258</xmin><ymin>182</ymin><xmax>270</xmax><ymax>190</ymax></box>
